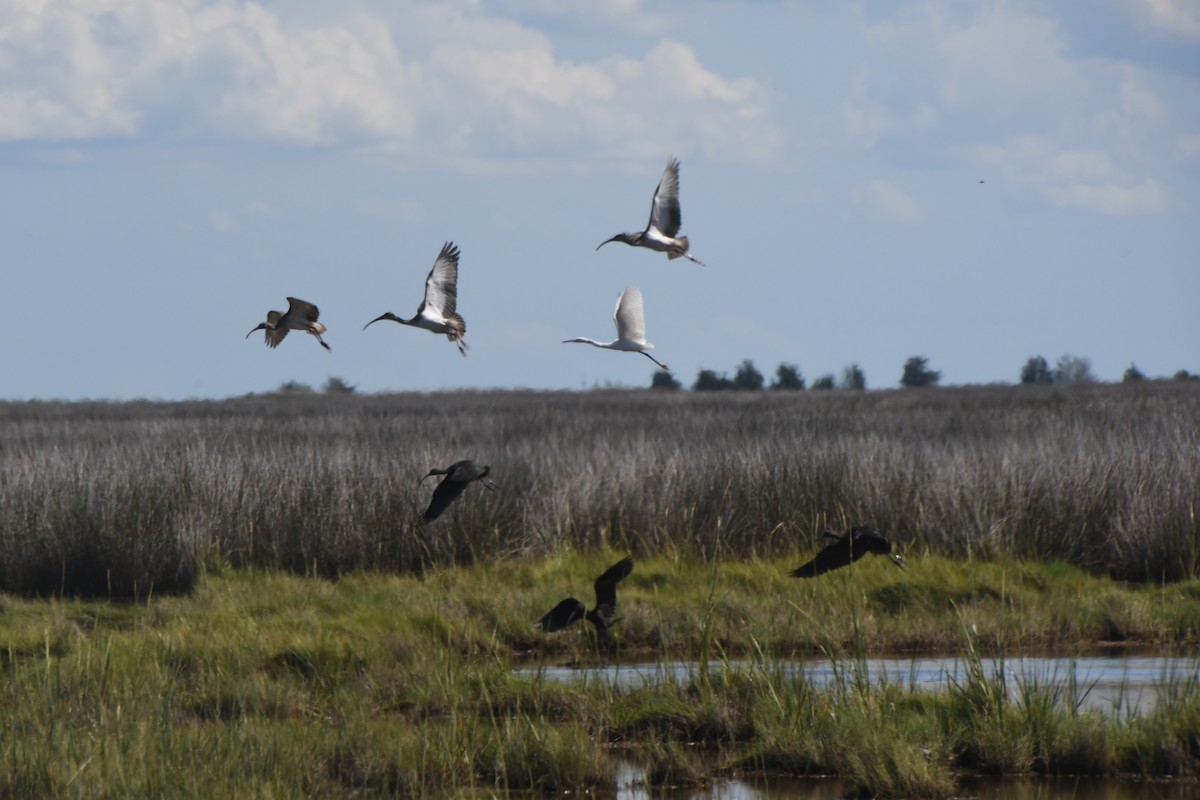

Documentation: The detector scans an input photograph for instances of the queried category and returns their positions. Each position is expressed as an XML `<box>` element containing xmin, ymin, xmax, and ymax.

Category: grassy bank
<box><xmin>1</xmin><ymin>381</ymin><xmax>1198</xmax><ymax>597</ymax></box>
<box><xmin>2</xmin><ymin>558</ymin><xmax>1199</xmax><ymax>797</ymax></box>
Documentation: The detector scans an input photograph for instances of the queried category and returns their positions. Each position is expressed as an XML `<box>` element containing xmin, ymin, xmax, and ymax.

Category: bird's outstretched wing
<box><xmin>420</xmin><ymin>476</ymin><xmax>470</xmax><ymax>524</ymax></box>
<box><xmin>421</xmin><ymin>242</ymin><xmax>461</xmax><ymax>321</ymax></box>
<box><xmin>264</xmin><ymin>311</ymin><xmax>288</xmax><ymax>348</ymax></box>
<box><xmin>448</xmin><ymin>460</ymin><xmax>489</xmax><ymax>483</ymax></box>
<box><xmin>536</xmin><ymin>598</ymin><xmax>586</xmax><ymax>632</ymax></box>
<box><xmin>647</xmin><ymin>157</ymin><xmax>683</xmax><ymax>238</ymax></box>
<box><xmin>613</xmin><ymin>287</ymin><xmax>647</xmax><ymax>344</ymax></box>
<box><xmin>790</xmin><ymin>539</ymin><xmax>853</xmax><ymax>578</ymax></box>
<box><xmin>286</xmin><ymin>297</ymin><xmax>321</xmax><ymax>323</ymax></box>
<box><xmin>592</xmin><ymin>555</ymin><xmax>634</xmax><ymax>622</ymax></box>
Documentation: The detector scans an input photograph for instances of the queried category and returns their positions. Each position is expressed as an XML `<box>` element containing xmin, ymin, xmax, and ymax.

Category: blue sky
<box><xmin>2</xmin><ymin>0</ymin><xmax>1197</xmax><ymax>399</ymax></box>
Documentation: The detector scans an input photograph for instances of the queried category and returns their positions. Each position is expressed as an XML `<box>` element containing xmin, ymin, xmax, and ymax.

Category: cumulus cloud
<box><xmin>864</xmin><ymin>5</ymin><xmax>1180</xmax><ymax>216</ymax></box>
<box><xmin>1178</xmin><ymin>134</ymin><xmax>1200</xmax><ymax>157</ymax></box>
<box><xmin>1046</xmin><ymin>179</ymin><xmax>1169</xmax><ymax>215</ymax></box>
<box><xmin>859</xmin><ymin>179</ymin><xmax>924</xmax><ymax>223</ymax></box>
<box><xmin>0</xmin><ymin>0</ymin><xmax>778</xmax><ymax>166</ymax></box>
<box><xmin>1125</xmin><ymin>0</ymin><xmax>1200</xmax><ymax>40</ymax></box>
<box><xmin>979</xmin><ymin>136</ymin><xmax>1171</xmax><ymax>214</ymax></box>
<box><xmin>839</xmin><ymin>67</ymin><xmax>892</xmax><ymax>147</ymax></box>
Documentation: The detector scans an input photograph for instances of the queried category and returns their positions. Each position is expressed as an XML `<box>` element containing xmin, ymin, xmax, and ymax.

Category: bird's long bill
<box><xmin>362</xmin><ymin>313</ymin><xmax>392</xmax><ymax>331</ymax></box>
<box><xmin>595</xmin><ymin>235</ymin><xmax>620</xmax><ymax>251</ymax></box>
<box><xmin>245</xmin><ymin>324</ymin><xmax>266</xmax><ymax>339</ymax></box>
<box><xmin>889</xmin><ymin>553</ymin><xmax>908</xmax><ymax>570</ymax></box>
<box><xmin>418</xmin><ymin>470</ymin><xmax>438</xmax><ymax>485</ymax></box>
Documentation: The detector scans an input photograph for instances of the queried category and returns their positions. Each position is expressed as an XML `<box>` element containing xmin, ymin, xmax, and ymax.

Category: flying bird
<box><xmin>563</xmin><ymin>286</ymin><xmax>667</xmax><ymax>370</ymax></box>
<box><xmin>536</xmin><ymin>556</ymin><xmax>634</xmax><ymax>653</ymax></box>
<box><xmin>790</xmin><ymin>526</ymin><xmax>907</xmax><ymax>578</ymax></box>
<box><xmin>597</xmin><ymin>156</ymin><xmax>704</xmax><ymax>266</ymax></box>
<box><xmin>246</xmin><ymin>297</ymin><xmax>331</xmax><ymax>351</ymax></box>
<box><xmin>418</xmin><ymin>460</ymin><xmax>494</xmax><ymax>524</ymax></box>
<box><xmin>364</xmin><ymin>241</ymin><xmax>469</xmax><ymax>356</ymax></box>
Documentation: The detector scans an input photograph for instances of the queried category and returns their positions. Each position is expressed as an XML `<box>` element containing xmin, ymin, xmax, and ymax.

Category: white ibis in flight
<box><xmin>563</xmin><ymin>286</ymin><xmax>667</xmax><ymax>370</ymax></box>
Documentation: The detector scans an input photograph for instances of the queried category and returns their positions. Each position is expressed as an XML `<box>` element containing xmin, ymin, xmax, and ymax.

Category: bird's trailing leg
<box><xmin>640</xmin><ymin>351</ymin><xmax>669</xmax><ymax>370</ymax></box>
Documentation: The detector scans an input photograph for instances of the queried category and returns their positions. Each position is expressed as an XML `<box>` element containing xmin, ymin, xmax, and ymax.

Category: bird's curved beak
<box><xmin>363</xmin><ymin>313</ymin><xmax>392</xmax><ymax>331</ymax></box>
<box><xmin>418</xmin><ymin>470</ymin><xmax>437</xmax><ymax>485</ymax></box>
<box><xmin>245</xmin><ymin>323</ymin><xmax>266</xmax><ymax>339</ymax></box>
<box><xmin>889</xmin><ymin>553</ymin><xmax>908</xmax><ymax>570</ymax></box>
<box><xmin>596</xmin><ymin>236</ymin><xmax>619</xmax><ymax>251</ymax></box>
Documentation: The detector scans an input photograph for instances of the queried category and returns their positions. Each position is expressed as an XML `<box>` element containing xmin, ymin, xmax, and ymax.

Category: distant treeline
<box><xmin>648</xmin><ymin>354</ymin><xmax>1198</xmax><ymax>392</ymax></box>
<box><xmin>2</xmin><ymin>381</ymin><xmax>1197</xmax><ymax>598</ymax></box>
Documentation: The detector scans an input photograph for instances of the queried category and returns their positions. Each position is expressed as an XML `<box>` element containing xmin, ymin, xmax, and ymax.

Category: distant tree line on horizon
<box><xmin>268</xmin><ymin>358</ymin><xmax>1198</xmax><ymax>397</ymax></box>
<box><xmin>649</xmin><ymin>353</ymin><xmax>1200</xmax><ymax>392</ymax></box>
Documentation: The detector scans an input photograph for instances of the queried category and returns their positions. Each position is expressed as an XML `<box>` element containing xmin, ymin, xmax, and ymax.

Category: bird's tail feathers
<box><xmin>448</xmin><ymin>314</ymin><xmax>469</xmax><ymax>357</ymax></box>
<box><xmin>667</xmin><ymin>236</ymin><xmax>688</xmax><ymax>259</ymax></box>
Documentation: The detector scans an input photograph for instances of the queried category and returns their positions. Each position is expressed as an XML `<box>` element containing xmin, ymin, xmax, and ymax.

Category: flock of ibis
<box><xmin>246</xmin><ymin>157</ymin><xmax>696</xmax><ymax>363</ymax></box>
<box><xmin>246</xmin><ymin>156</ymin><xmax>907</xmax><ymax>654</ymax></box>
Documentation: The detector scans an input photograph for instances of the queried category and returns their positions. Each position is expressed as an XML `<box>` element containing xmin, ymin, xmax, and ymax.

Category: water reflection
<box><xmin>606</xmin><ymin>765</ymin><xmax>1194</xmax><ymax>800</ymax></box>
<box><xmin>515</xmin><ymin>655</ymin><xmax>1198</xmax><ymax>714</ymax></box>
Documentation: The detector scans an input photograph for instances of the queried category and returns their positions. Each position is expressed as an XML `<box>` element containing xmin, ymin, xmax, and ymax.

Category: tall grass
<box><xmin>1</xmin><ymin>381</ymin><xmax>1197</xmax><ymax>596</ymax></box>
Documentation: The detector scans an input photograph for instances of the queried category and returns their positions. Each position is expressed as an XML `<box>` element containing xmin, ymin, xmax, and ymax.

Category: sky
<box><xmin>1</xmin><ymin>0</ymin><xmax>1197</xmax><ymax>400</ymax></box>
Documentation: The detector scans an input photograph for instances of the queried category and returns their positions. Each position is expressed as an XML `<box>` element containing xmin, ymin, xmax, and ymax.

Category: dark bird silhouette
<box><xmin>536</xmin><ymin>556</ymin><xmax>634</xmax><ymax>653</ymax></box>
<box><xmin>418</xmin><ymin>460</ymin><xmax>494</xmax><ymax>524</ymax></box>
<box><xmin>790</xmin><ymin>526</ymin><xmax>906</xmax><ymax>578</ymax></box>
<box><xmin>597</xmin><ymin>156</ymin><xmax>704</xmax><ymax>265</ymax></box>
<box><xmin>246</xmin><ymin>297</ymin><xmax>330</xmax><ymax>350</ymax></box>
<box><xmin>364</xmin><ymin>241</ymin><xmax>469</xmax><ymax>356</ymax></box>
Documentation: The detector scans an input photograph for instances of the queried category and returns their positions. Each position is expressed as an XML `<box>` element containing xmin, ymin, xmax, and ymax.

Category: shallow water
<box><xmin>514</xmin><ymin>654</ymin><xmax>1199</xmax><ymax>714</ymax></box>
<box><xmin>603</xmin><ymin>772</ymin><xmax>1196</xmax><ymax>799</ymax></box>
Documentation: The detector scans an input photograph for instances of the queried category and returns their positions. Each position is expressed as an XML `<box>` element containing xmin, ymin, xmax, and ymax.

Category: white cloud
<box><xmin>838</xmin><ymin>66</ymin><xmax>892</xmax><ymax>147</ymax></box>
<box><xmin>1125</xmin><ymin>0</ymin><xmax>1200</xmax><ymax>40</ymax></box>
<box><xmin>0</xmin><ymin>1</ymin><xmax>778</xmax><ymax>166</ymax></box>
<box><xmin>980</xmin><ymin>136</ymin><xmax>1171</xmax><ymax>214</ymax></box>
<box><xmin>1178</xmin><ymin>134</ymin><xmax>1200</xmax><ymax>157</ymax></box>
<box><xmin>859</xmin><ymin>179</ymin><xmax>923</xmax><ymax>223</ymax></box>
<box><xmin>1046</xmin><ymin>179</ymin><xmax>1169</xmax><ymax>215</ymax></box>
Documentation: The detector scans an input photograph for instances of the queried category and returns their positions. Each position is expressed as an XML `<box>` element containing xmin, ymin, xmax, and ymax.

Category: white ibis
<box><xmin>536</xmin><ymin>556</ymin><xmax>634</xmax><ymax>653</ymax></box>
<box><xmin>563</xmin><ymin>286</ymin><xmax>667</xmax><ymax>370</ymax></box>
<box><xmin>364</xmin><ymin>241</ymin><xmax>468</xmax><ymax>356</ymax></box>
<box><xmin>790</xmin><ymin>527</ymin><xmax>907</xmax><ymax>578</ymax></box>
<box><xmin>246</xmin><ymin>297</ymin><xmax>330</xmax><ymax>351</ymax></box>
<box><xmin>418</xmin><ymin>460</ymin><xmax>494</xmax><ymax>524</ymax></box>
<box><xmin>597</xmin><ymin>156</ymin><xmax>704</xmax><ymax>266</ymax></box>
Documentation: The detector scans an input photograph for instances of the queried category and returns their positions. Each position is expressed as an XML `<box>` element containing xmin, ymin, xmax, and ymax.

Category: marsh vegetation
<box><xmin>1</xmin><ymin>563</ymin><xmax>1197</xmax><ymax>798</ymax></box>
<box><xmin>2</xmin><ymin>381</ymin><xmax>1198</xmax><ymax>795</ymax></box>
<box><xmin>1</xmin><ymin>381</ymin><xmax>1197</xmax><ymax>597</ymax></box>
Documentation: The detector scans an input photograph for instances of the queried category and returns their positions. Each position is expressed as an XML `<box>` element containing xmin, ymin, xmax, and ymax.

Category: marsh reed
<box><xmin>1</xmin><ymin>380</ymin><xmax>1197</xmax><ymax>596</ymax></box>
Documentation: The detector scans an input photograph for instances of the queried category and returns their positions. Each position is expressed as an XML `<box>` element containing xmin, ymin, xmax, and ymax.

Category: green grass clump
<box><xmin>2</xmin><ymin>558</ymin><xmax>1199</xmax><ymax>798</ymax></box>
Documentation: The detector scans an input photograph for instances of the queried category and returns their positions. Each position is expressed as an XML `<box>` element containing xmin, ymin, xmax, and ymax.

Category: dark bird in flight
<box><xmin>536</xmin><ymin>556</ymin><xmax>634</xmax><ymax>653</ymax></box>
<box><xmin>418</xmin><ymin>460</ymin><xmax>494</xmax><ymax>524</ymax></box>
<box><xmin>597</xmin><ymin>156</ymin><xmax>704</xmax><ymax>265</ymax></box>
<box><xmin>364</xmin><ymin>241</ymin><xmax>469</xmax><ymax>356</ymax></box>
<box><xmin>246</xmin><ymin>297</ymin><xmax>330</xmax><ymax>351</ymax></box>
<box><xmin>790</xmin><ymin>526</ymin><xmax>907</xmax><ymax>578</ymax></box>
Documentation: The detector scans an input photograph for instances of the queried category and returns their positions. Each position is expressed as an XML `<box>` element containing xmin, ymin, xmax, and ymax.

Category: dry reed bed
<box><xmin>1</xmin><ymin>381</ymin><xmax>1197</xmax><ymax>596</ymax></box>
